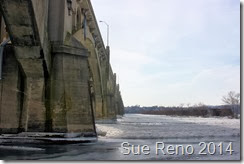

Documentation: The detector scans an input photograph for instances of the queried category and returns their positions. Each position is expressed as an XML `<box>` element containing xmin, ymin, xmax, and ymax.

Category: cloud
<box><xmin>151</xmin><ymin>65</ymin><xmax>240</xmax><ymax>106</ymax></box>
<box><xmin>110</xmin><ymin>49</ymin><xmax>160</xmax><ymax>88</ymax></box>
<box><xmin>92</xmin><ymin>0</ymin><xmax>240</xmax><ymax>106</ymax></box>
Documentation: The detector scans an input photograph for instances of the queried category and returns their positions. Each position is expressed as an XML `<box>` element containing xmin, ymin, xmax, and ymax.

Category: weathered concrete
<box><xmin>0</xmin><ymin>0</ymin><xmax>124</xmax><ymax>138</ymax></box>
<box><xmin>0</xmin><ymin>14</ymin><xmax>5</xmax><ymax>41</ymax></box>
<box><xmin>115</xmin><ymin>85</ymin><xmax>125</xmax><ymax>116</ymax></box>
<box><xmin>50</xmin><ymin>39</ymin><xmax>96</xmax><ymax>134</ymax></box>
<box><xmin>0</xmin><ymin>45</ymin><xmax>21</xmax><ymax>134</ymax></box>
<box><xmin>0</xmin><ymin>0</ymin><xmax>40</xmax><ymax>46</ymax></box>
<box><xmin>15</xmin><ymin>49</ymin><xmax>46</xmax><ymax>132</ymax></box>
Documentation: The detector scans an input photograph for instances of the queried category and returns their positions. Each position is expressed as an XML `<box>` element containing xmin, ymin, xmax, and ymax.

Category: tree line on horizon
<box><xmin>125</xmin><ymin>91</ymin><xmax>240</xmax><ymax>118</ymax></box>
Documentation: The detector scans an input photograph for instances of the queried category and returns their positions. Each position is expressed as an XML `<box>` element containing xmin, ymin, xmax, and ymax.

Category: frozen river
<box><xmin>0</xmin><ymin>114</ymin><xmax>240</xmax><ymax>160</ymax></box>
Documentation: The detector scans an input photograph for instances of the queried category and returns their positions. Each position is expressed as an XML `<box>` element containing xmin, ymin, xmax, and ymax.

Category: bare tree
<box><xmin>222</xmin><ymin>91</ymin><xmax>240</xmax><ymax>118</ymax></box>
<box><xmin>179</xmin><ymin>103</ymin><xmax>184</xmax><ymax>108</ymax></box>
<box><xmin>222</xmin><ymin>91</ymin><xmax>240</xmax><ymax>105</ymax></box>
<box><xmin>197</xmin><ymin>102</ymin><xmax>206</xmax><ymax>107</ymax></box>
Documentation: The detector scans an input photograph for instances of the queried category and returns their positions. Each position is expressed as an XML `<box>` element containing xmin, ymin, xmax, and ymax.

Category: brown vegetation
<box><xmin>126</xmin><ymin>105</ymin><xmax>235</xmax><ymax>118</ymax></box>
<box><xmin>142</xmin><ymin>107</ymin><xmax>234</xmax><ymax>117</ymax></box>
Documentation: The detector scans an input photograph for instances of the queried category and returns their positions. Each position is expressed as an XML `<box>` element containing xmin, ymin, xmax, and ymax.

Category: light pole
<box><xmin>99</xmin><ymin>20</ymin><xmax>109</xmax><ymax>47</ymax></box>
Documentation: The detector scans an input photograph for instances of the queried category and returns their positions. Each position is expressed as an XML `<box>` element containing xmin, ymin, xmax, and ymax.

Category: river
<box><xmin>0</xmin><ymin>114</ymin><xmax>240</xmax><ymax>160</ymax></box>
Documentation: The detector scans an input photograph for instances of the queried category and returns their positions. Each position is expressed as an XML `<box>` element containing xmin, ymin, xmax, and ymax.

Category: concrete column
<box><xmin>14</xmin><ymin>46</ymin><xmax>46</xmax><ymax>132</ymax></box>
<box><xmin>20</xmin><ymin>76</ymin><xmax>45</xmax><ymax>132</ymax></box>
<box><xmin>100</xmin><ymin>49</ymin><xmax>110</xmax><ymax>119</ymax></box>
<box><xmin>117</xmin><ymin>92</ymin><xmax>125</xmax><ymax>116</ymax></box>
<box><xmin>0</xmin><ymin>46</ymin><xmax>21</xmax><ymax>134</ymax></box>
<box><xmin>102</xmin><ymin>95</ymin><xmax>108</xmax><ymax>118</ymax></box>
<box><xmin>50</xmin><ymin>43</ymin><xmax>96</xmax><ymax>136</ymax></box>
<box><xmin>95</xmin><ymin>95</ymin><xmax>103</xmax><ymax>118</ymax></box>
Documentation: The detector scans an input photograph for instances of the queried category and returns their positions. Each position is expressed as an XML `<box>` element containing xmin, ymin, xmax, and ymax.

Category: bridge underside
<box><xmin>0</xmin><ymin>0</ymin><xmax>124</xmax><ymax>137</ymax></box>
<box><xmin>0</xmin><ymin>0</ymin><xmax>47</xmax><ymax>133</ymax></box>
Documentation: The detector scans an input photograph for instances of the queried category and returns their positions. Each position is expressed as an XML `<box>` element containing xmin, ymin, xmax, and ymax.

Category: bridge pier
<box><xmin>94</xmin><ymin>95</ymin><xmax>103</xmax><ymax>118</ymax></box>
<box><xmin>106</xmin><ymin>95</ymin><xmax>116</xmax><ymax>119</ymax></box>
<box><xmin>14</xmin><ymin>46</ymin><xmax>46</xmax><ymax>132</ymax></box>
<box><xmin>0</xmin><ymin>46</ymin><xmax>21</xmax><ymax>134</ymax></box>
<box><xmin>50</xmin><ymin>42</ymin><xmax>96</xmax><ymax>136</ymax></box>
<box><xmin>0</xmin><ymin>0</ymin><xmax>124</xmax><ymax>138</ymax></box>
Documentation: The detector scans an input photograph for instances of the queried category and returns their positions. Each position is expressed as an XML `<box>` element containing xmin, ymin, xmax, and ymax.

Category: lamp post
<box><xmin>99</xmin><ymin>20</ymin><xmax>109</xmax><ymax>47</ymax></box>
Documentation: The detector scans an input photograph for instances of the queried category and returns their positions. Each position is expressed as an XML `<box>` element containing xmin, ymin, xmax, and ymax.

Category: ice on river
<box><xmin>96</xmin><ymin>114</ymin><xmax>240</xmax><ymax>139</ymax></box>
<box><xmin>0</xmin><ymin>114</ymin><xmax>240</xmax><ymax>160</ymax></box>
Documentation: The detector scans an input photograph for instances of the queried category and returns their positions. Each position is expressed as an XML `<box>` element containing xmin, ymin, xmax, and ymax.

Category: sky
<box><xmin>92</xmin><ymin>0</ymin><xmax>240</xmax><ymax>107</ymax></box>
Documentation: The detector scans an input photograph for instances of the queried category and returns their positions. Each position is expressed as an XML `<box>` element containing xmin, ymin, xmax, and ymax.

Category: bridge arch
<box><xmin>73</xmin><ymin>28</ymin><xmax>104</xmax><ymax>118</ymax></box>
<box><xmin>85</xmin><ymin>38</ymin><xmax>104</xmax><ymax>119</ymax></box>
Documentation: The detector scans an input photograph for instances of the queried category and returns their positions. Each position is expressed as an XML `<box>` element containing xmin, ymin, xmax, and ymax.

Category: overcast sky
<box><xmin>92</xmin><ymin>0</ymin><xmax>240</xmax><ymax>107</ymax></box>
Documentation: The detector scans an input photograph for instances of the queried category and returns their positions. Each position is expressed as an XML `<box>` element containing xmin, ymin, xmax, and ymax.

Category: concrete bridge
<box><xmin>0</xmin><ymin>0</ymin><xmax>124</xmax><ymax>139</ymax></box>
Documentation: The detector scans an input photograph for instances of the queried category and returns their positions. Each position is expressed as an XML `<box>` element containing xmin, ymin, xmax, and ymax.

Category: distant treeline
<box><xmin>125</xmin><ymin>105</ymin><xmax>240</xmax><ymax>118</ymax></box>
